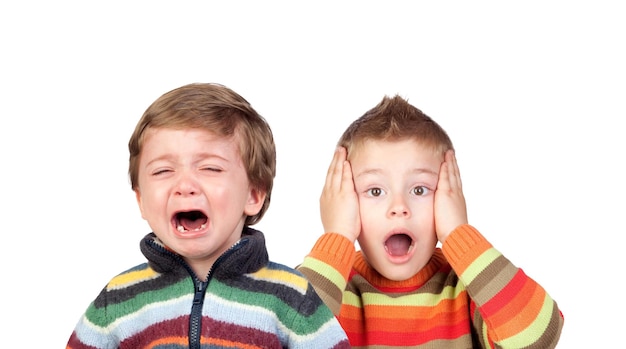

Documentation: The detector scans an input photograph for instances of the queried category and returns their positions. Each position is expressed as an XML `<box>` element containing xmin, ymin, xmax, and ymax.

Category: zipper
<box><xmin>189</xmin><ymin>278</ymin><xmax>207</xmax><ymax>349</ymax></box>
<box><xmin>186</xmin><ymin>238</ymin><xmax>248</xmax><ymax>349</ymax></box>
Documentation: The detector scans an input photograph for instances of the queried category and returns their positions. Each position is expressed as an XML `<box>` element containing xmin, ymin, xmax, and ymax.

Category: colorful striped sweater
<box><xmin>297</xmin><ymin>224</ymin><xmax>564</xmax><ymax>348</ymax></box>
<box><xmin>67</xmin><ymin>227</ymin><xmax>350</xmax><ymax>349</ymax></box>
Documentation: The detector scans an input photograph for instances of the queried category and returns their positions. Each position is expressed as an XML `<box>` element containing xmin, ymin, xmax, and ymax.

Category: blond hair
<box><xmin>339</xmin><ymin>95</ymin><xmax>453</xmax><ymax>158</ymax></box>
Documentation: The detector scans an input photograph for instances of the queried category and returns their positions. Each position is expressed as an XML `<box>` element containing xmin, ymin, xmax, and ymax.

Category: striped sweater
<box><xmin>297</xmin><ymin>224</ymin><xmax>564</xmax><ymax>348</ymax></box>
<box><xmin>67</xmin><ymin>227</ymin><xmax>350</xmax><ymax>349</ymax></box>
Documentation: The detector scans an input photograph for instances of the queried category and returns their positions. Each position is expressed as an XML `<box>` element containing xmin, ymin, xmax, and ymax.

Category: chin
<box><xmin>378</xmin><ymin>266</ymin><xmax>417</xmax><ymax>282</ymax></box>
<box><xmin>385</xmin><ymin>272</ymin><xmax>414</xmax><ymax>282</ymax></box>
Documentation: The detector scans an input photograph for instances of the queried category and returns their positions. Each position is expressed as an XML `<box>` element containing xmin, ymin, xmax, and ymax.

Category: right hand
<box><xmin>320</xmin><ymin>147</ymin><xmax>361</xmax><ymax>242</ymax></box>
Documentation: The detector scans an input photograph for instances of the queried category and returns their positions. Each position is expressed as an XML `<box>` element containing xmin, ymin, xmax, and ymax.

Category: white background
<box><xmin>1</xmin><ymin>1</ymin><xmax>624</xmax><ymax>347</ymax></box>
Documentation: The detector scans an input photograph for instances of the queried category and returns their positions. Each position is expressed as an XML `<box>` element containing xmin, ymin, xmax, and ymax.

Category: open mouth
<box><xmin>174</xmin><ymin>210</ymin><xmax>208</xmax><ymax>233</ymax></box>
<box><xmin>384</xmin><ymin>233</ymin><xmax>414</xmax><ymax>256</ymax></box>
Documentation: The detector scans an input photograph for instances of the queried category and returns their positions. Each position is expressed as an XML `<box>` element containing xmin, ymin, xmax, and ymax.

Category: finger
<box><xmin>437</xmin><ymin>150</ymin><xmax>450</xmax><ymax>192</ymax></box>
<box><xmin>341</xmin><ymin>158</ymin><xmax>354</xmax><ymax>193</ymax></box>
<box><xmin>324</xmin><ymin>147</ymin><xmax>348</xmax><ymax>194</ymax></box>
<box><xmin>324</xmin><ymin>147</ymin><xmax>342</xmax><ymax>190</ymax></box>
<box><xmin>447</xmin><ymin>150</ymin><xmax>462</xmax><ymax>191</ymax></box>
<box><xmin>439</xmin><ymin>162</ymin><xmax>449</xmax><ymax>191</ymax></box>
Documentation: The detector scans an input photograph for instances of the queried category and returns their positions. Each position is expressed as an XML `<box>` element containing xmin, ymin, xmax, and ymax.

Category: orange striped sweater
<box><xmin>297</xmin><ymin>224</ymin><xmax>564</xmax><ymax>348</ymax></box>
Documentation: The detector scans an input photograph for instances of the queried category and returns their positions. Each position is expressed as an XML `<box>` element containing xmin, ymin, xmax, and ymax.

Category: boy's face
<box><xmin>134</xmin><ymin>128</ymin><xmax>264</xmax><ymax>273</ymax></box>
<box><xmin>350</xmin><ymin>138</ymin><xmax>442</xmax><ymax>281</ymax></box>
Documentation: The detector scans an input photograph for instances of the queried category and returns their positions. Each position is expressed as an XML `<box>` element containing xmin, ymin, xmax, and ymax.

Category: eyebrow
<box><xmin>144</xmin><ymin>152</ymin><xmax>230</xmax><ymax>167</ymax></box>
<box><xmin>354</xmin><ymin>167</ymin><xmax>438</xmax><ymax>179</ymax></box>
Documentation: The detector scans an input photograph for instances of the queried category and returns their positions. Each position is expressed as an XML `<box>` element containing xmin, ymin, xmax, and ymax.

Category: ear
<box><xmin>134</xmin><ymin>189</ymin><xmax>147</xmax><ymax>220</ymax></box>
<box><xmin>244</xmin><ymin>187</ymin><xmax>266</xmax><ymax>216</ymax></box>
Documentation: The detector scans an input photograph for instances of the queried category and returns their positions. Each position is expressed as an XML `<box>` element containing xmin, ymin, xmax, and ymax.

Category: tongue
<box><xmin>180</xmin><ymin>217</ymin><xmax>205</xmax><ymax>231</ymax></box>
<box><xmin>385</xmin><ymin>234</ymin><xmax>412</xmax><ymax>256</ymax></box>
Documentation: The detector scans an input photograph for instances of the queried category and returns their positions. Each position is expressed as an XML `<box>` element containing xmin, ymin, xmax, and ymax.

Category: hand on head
<box><xmin>434</xmin><ymin>149</ymin><xmax>468</xmax><ymax>244</ymax></box>
<box><xmin>320</xmin><ymin>147</ymin><xmax>361</xmax><ymax>242</ymax></box>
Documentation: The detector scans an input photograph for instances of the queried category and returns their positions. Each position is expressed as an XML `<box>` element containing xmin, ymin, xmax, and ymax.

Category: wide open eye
<box><xmin>366</xmin><ymin>188</ymin><xmax>384</xmax><ymax>197</ymax></box>
<box><xmin>412</xmin><ymin>186</ymin><xmax>429</xmax><ymax>196</ymax></box>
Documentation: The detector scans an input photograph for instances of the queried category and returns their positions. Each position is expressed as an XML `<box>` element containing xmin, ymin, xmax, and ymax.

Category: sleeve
<box><xmin>286</xmin><ymin>280</ymin><xmax>351</xmax><ymax>349</ymax></box>
<box><xmin>66</xmin><ymin>302</ymin><xmax>118</xmax><ymax>349</ymax></box>
<box><xmin>296</xmin><ymin>233</ymin><xmax>356</xmax><ymax>316</ymax></box>
<box><xmin>442</xmin><ymin>224</ymin><xmax>564</xmax><ymax>349</ymax></box>
<box><xmin>66</xmin><ymin>280</ymin><xmax>123</xmax><ymax>349</ymax></box>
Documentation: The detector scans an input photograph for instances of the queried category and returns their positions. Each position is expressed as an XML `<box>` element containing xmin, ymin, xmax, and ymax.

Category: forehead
<box><xmin>140</xmin><ymin>127</ymin><xmax>241</xmax><ymax>157</ymax></box>
<box><xmin>143</xmin><ymin>126</ymin><xmax>238</xmax><ymax>143</ymax></box>
<box><xmin>349</xmin><ymin>138</ymin><xmax>443</xmax><ymax>174</ymax></box>
<box><xmin>349</xmin><ymin>138</ymin><xmax>443</xmax><ymax>162</ymax></box>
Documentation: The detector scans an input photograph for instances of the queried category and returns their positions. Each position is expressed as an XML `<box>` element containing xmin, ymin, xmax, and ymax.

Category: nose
<box><xmin>174</xmin><ymin>172</ymin><xmax>199</xmax><ymax>196</ymax></box>
<box><xmin>388</xmin><ymin>194</ymin><xmax>410</xmax><ymax>218</ymax></box>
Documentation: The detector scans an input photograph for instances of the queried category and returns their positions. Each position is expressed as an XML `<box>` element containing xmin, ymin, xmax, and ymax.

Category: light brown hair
<box><xmin>128</xmin><ymin>83</ymin><xmax>276</xmax><ymax>225</ymax></box>
<box><xmin>338</xmin><ymin>95</ymin><xmax>453</xmax><ymax>159</ymax></box>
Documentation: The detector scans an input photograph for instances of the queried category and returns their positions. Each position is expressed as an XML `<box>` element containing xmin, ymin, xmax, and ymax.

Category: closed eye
<box><xmin>153</xmin><ymin>168</ymin><xmax>173</xmax><ymax>176</ymax></box>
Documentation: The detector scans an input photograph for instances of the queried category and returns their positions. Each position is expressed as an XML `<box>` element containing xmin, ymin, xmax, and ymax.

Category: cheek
<box><xmin>207</xmin><ymin>185</ymin><xmax>238</xmax><ymax>206</ymax></box>
<box><xmin>413</xmin><ymin>202</ymin><xmax>434</xmax><ymax>220</ymax></box>
<box><xmin>358</xmin><ymin>202</ymin><xmax>374</xmax><ymax>220</ymax></box>
<box><xmin>137</xmin><ymin>185</ymin><xmax>168</xmax><ymax>214</ymax></box>
<box><xmin>359</xmin><ymin>203</ymin><xmax>384</xmax><ymax>234</ymax></box>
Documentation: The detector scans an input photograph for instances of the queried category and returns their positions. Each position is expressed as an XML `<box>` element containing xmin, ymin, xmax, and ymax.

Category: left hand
<box><xmin>434</xmin><ymin>149</ymin><xmax>468</xmax><ymax>244</ymax></box>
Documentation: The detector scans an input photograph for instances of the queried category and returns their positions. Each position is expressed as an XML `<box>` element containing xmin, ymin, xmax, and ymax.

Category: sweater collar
<box><xmin>140</xmin><ymin>226</ymin><xmax>269</xmax><ymax>279</ymax></box>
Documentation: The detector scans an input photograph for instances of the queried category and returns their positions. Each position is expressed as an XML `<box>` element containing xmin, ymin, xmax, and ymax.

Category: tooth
<box><xmin>177</xmin><ymin>224</ymin><xmax>206</xmax><ymax>232</ymax></box>
<box><xmin>190</xmin><ymin>224</ymin><xmax>203</xmax><ymax>232</ymax></box>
